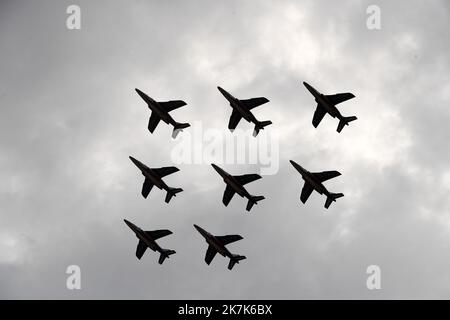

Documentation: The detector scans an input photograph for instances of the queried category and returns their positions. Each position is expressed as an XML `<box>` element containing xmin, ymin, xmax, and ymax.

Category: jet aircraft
<box><xmin>217</xmin><ymin>86</ymin><xmax>272</xmax><ymax>136</ymax></box>
<box><xmin>194</xmin><ymin>224</ymin><xmax>246</xmax><ymax>270</ymax></box>
<box><xmin>135</xmin><ymin>88</ymin><xmax>190</xmax><ymax>138</ymax></box>
<box><xmin>124</xmin><ymin>219</ymin><xmax>176</xmax><ymax>264</ymax></box>
<box><xmin>303</xmin><ymin>82</ymin><xmax>357</xmax><ymax>132</ymax></box>
<box><xmin>129</xmin><ymin>156</ymin><xmax>183</xmax><ymax>203</ymax></box>
<box><xmin>211</xmin><ymin>163</ymin><xmax>265</xmax><ymax>212</ymax></box>
<box><xmin>290</xmin><ymin>160</ymin><xmax>344</xmax><ymax>209</ymax></box>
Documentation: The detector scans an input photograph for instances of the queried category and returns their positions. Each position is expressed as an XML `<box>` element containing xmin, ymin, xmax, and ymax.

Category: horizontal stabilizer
<box><xmin>325</xmin><ymin>193</ymin><xmax>344</xmax><ymax>209</ymax></box>
<box><xmin>158</xmin><ymin>249</ymin><xmax>176</xmax><ymax>264</ymax></box>
<box><xmin>165</xmin><ymin>188</ymin><xmax>183</xmax><ymax>203</ymax></box>
<box><xmin>228</xmin><ymin>254</ymin><xmax>246</xmax><ymax>270</ymax></box>
<box><xmin>253</xmin><ymin>120</ymin><xmax>272</xmax><ymax>137</ymax></box>
<box><xmin>246</xmin><ymin>195</ymin><xmax>265</xmax><ymax>212</ymax></box>
<box><xmin>337</xmin><ymin>116</ymin><xmax>357</xmax><ymax>133</ymax></box>
<box><xmin>172</xmin><ymin>122</ymin><xmax>190</xmax><ymax>138</ymax></box>
<box><xmin>174</xmin><ymin>122</ymin><xmax>190</xmax><ymax>130</ymax></box>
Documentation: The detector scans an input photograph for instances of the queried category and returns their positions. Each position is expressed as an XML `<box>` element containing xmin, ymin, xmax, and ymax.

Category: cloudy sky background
<box><xmin>0</xmin><ymin>0</ymin><xmax>449</xmax><ymax>299</ymax></box>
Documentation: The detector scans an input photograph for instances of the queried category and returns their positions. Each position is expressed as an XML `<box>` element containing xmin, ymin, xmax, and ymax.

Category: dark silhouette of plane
<box><xmin>303</xmin><ymin>82</ymin><xmax>357</xmax><ymax>133</ymax></box>
<box><xmin>129</xmin><ymin>156</ymin><xmax>183</xmax><ymax>203</ymax></box>
<box><xmin>135</xmin><ymin>88</ymin><xmax>190</xmax><ymax>138</ymax></box>
<box><xmin>194</xmin><ymin>224</ymin><xmax>246</xmax><ymax>270</ymax></box>
<box><xmin>217</xmin><ymin>86</ymin><xmax>272</xmax><ymax>137</ymax></box>
<box><xmin>124</xmin><ymin>219</ymin><xmax>176</xmax><ymax>264</ymax></box>
<box><xmin>290</xmin><ymin>160</ymin><xmax>344</xmax><ymax>209</ymax></box>
<box><xmin>211</xmin><ymin>163</ymin><xmax>264</xmax><ymax>212</ymax></box>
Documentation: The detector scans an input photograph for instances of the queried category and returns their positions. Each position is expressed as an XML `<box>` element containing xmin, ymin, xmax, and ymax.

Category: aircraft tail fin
<box><xmin>165</xmin><ymin>188</ymin><xmax>183</xmax><ymax>203</ymax></box>
<box><xmin>246</xmin><ymin>195</ymin><xmax>265</xmax><ymax>211</ymax></box>
<box><xmin>253</xmin><ymin>120</ymin><xmax>272</xmax><ymax>137</ymax></box>
<box><xmin>172</xmin><ymin>122</ymin><xmax>190</xmax><ymax>138</ymax></box>
<box><xmin>228</xmin><ymin>254</ymin><xmax>246</xmax><ymax>270</ymax></box>
<box><xmin>325</xmin><ymin>193</ymin><xmax>344</xmax><ymax>209</ymax></box>
<box><xmin>337</xmin><ymin>116</ymin><xmax>357</xmax><ymax>133</ymax></box>
<box><xmin>158</xmin><ymin>249</ymin><xmax>176</xmax><ymax>264</ymax></box>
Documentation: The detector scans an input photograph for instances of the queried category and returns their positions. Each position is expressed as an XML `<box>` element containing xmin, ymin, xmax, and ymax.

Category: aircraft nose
<box><xmin>129</xmin><ymin>156</ymin><xmax>139</xmax><ymax>166</ymax></box>
<box><xmin>193</xmin><ymin>224</ymin><xmax>204</xmax><ymax>234</ymax></box>
<box><xmin>217</xmin><ymin>86</ymin><xmax>227</xmax><ymax>96</ymax></box>
<box><xmin>303</xmin><ymin>82</ymin><xmax>318</xmax><ymax>95</ymax></box>
<box><xmin>289</xmin><ymin>160</ymin><xmax>304</xmax><ymax>172</ymax></box>
<box><xmin>124</xmin><ymin>219</ymin><xmax>134</xmax><ymax>229</ymax></box>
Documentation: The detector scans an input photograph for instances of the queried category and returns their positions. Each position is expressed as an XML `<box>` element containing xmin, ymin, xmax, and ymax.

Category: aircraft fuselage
<box><xmin>315</xmin><ymin>94</ymin><xmax>344</xmax><ymax>120</ymax></box>
<box><xmin>212</xmin><ymin>164</ymin><xmax>251</xmax><ymax>198</ymax></box>
<box><xmin>194</xmin><ymin>225</ymin><xmax>232</xmax><ymax>258</ymax></box>
<box><xmin>130</xmin><ymin>157</ymin><xmax>169</xmax><ymax>190</ymax></box>
<box><xmin>304</xmin><ymin>82</ymin><xmax>344</xmax><ymax>120</ymax></box>
<box><xmin>292</xmin><ymin>162</ymin><xmax>331</xmax><ymax>196</ymax></box>
<box><xmin>148</xmin><ymin>100</ymin><xmax>176</xmax><ymax>125</ymax></box>
<box><xmin>218</xmin><ymin>87</ymin><xmax>257</xmax><ymax>124</ymax></box>
<box><xmin>136</xmin><ymin>88</ymin><xmax>176</xmax><ymax>125</ymax></box>
<box><xmin>124</xmin><ymin>220</ymin><xmax>162</xmax><ymax>253</ymax></box>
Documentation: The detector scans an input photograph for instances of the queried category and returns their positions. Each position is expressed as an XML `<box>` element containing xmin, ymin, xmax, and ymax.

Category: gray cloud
<box><xmin>0</xmin><ymin>0</ymin><xmax>449</xmax><ymax>299</ymax></box>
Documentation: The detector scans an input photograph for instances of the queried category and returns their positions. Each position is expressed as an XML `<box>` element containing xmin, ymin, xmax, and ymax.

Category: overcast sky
<box><xmin>0</xmin><ymin>0</ymin><xmax>450</xmax><ymax>299</ymax></box>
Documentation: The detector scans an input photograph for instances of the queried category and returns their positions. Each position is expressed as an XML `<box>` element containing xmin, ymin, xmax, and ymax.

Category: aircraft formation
<box><xmin>124</xmin><ymin>82</ymin><xmax>357</xmax><ymax>269</ymax></box>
